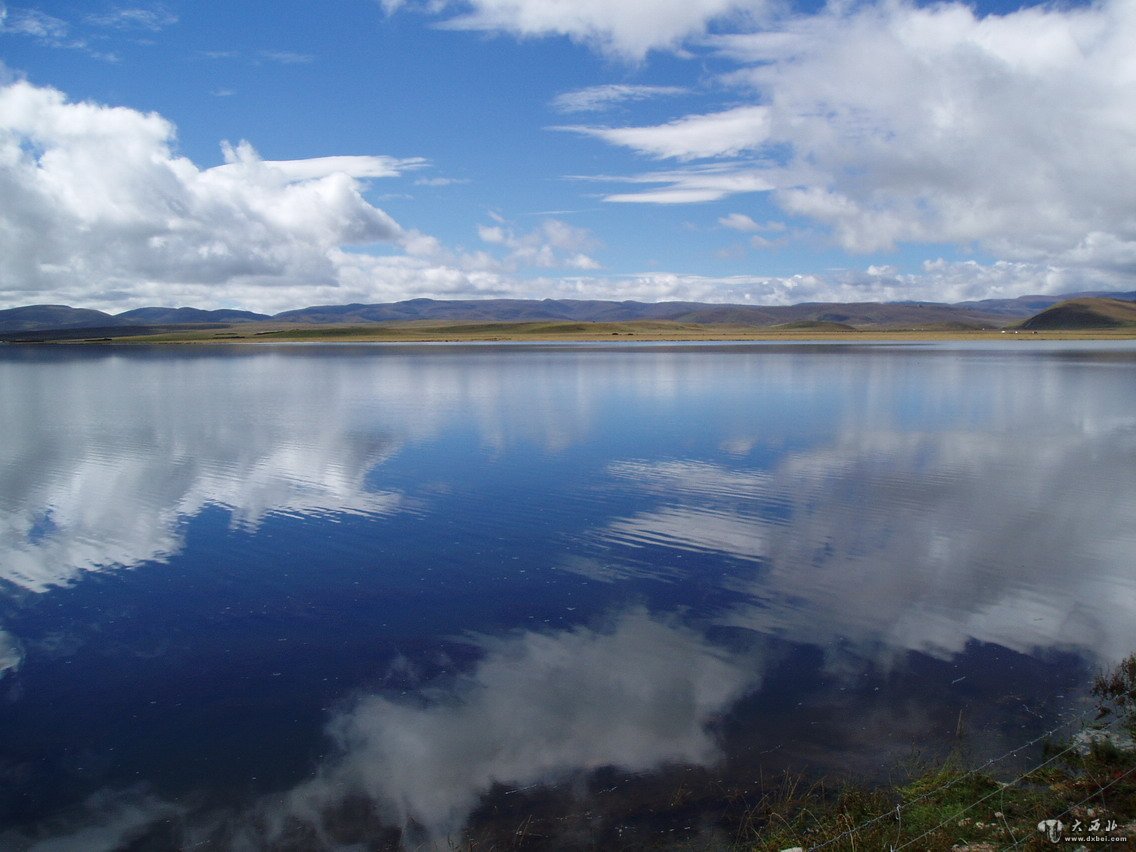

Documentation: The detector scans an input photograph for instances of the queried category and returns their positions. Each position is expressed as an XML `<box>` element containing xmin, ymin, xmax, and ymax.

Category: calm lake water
<box><xmin>1</xmin><ymin>341</ymin><xmax>1135</xmax><ymax>848</ymax></box>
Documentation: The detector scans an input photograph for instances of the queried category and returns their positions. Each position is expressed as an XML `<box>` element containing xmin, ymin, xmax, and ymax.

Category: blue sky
<box><xmin>1</xmin><ymin>0</ymin><xmax>1132</xmax><ymax>312</ymax></box>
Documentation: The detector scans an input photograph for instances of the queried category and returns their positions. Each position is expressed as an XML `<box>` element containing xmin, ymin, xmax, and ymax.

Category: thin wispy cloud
<box><xmin>258</xmin><ymin>50</ymin><xmax>315</xmax><ymax>64</ymax></box>
<box><xmin>571</xmin><ymin>163</ymin><xmax>778</xmax><ymax>204</ymax></box>
<box><xmin>85</xmin><ymin>6</ymin><xmax>177</xmax><ymax>32</ymax></box>
<box><xmin>551</xmin><ymin>83</ymin><xmax>688</xmax><ymax>113</ymax></box>
<box><xmin>414</xmin><ymin>176</ymin><xmax>470</xmax><ymax>186</ymax></box>
<box><xmin>556</xmin><ymin>104</ymin><xmax>771</xmax><ymax>160</ymax></box>
<box><xmin>0</xmin><ymin>4</ymin><xmax>69</xmax><ymax>40</ymax></box>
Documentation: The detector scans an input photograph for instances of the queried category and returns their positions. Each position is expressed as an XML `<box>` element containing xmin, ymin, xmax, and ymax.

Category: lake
<box><xmin>1</xmin><ymin>341</ymin><xmax>1134</xmax><ymax>848</ymax></box>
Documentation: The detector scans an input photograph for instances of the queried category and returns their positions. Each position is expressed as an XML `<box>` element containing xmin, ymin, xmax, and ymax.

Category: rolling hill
<box><xmin>1018</xmin><ymin>297</ymin><xmax>1136</xmax><ymax>330</ymax></box>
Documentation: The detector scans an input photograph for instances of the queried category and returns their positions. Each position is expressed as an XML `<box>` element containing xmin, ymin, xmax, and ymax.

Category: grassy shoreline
<box><xmin>10</xmin><ymin>319</ymin><xmax>1136</xmax><ymax>345</ymax></box>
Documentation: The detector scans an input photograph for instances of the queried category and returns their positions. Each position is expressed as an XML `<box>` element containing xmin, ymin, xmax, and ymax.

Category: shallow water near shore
<box><xmin>2</xmin><ymin>341</ymin><xmax>1135</xmax><ymax>848</ymax></box>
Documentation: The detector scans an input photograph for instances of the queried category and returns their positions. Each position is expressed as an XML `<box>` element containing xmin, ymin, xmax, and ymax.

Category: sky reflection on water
<box><xmin>1</xmin><ymin>342</ymin><xmax>1134</xmax><ymax>848</ymax></box>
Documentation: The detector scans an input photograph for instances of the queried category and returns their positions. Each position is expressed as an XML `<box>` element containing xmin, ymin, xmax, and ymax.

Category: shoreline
<box><xmin>6</xmin><ymin>321</ymin><xmax>1136</xmax><ymax>345</ymax></box>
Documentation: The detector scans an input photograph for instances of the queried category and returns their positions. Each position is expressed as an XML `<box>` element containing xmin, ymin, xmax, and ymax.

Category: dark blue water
<box><xmin>1</xmin><ymin>342</ymin><xmax>1134</xmax><ymax>848</ymax></box>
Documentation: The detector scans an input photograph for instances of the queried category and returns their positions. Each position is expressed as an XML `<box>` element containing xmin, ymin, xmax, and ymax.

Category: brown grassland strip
<box><xmin>69</xmin><ymin>319</ymin><xmax>1136</xmax><ymax>344</ymax></box>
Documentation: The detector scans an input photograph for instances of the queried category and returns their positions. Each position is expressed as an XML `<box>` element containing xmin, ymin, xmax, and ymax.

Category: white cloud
<box><xmin>557</xmin><ymin>104</ymin><xmax>771</xmax><ymax>160</ymax></box>
<box><xmin>0</xmin><ymin>5</ymin><xmax>69</xmax><ymax>40</ymax></box>
<box><xmin>414</xmin><ymin>176</ymin><xmax>469</xmax><ymax>186</ymax></box>
<box><xmin>0</xmin><ymin>80</ymin><xmax>421</xmax><ymax>311</ymax></box>
<box><xmin>258</xmin><ymin>50</ymin><xmax>315</xmax><ymax>64</ymax></box>
<box><xmin>474</xmin><ymin>217</ymin><xmax>602</xmax><ymax>270</ymax></box>
<box><xmin>573</xmin><ymin>163</ymin><xmax>778</xmax><ymax>204</ymax></box>
<box><xmin>551</xmin><ymin>83</ymin><xmax>688</xmax><ymax>113</ymax></box>
<box><xmin>85</xmin><ymin>6</ymin><xmax>178</xmax><ymax>32</ymax></box>
<box><xmin>566</xmin><ymin>0</ymin><xmax>1136</xmax><ymax>280</ymax></box>
<box><xmin>719</xmin><ymin>212</ymin><xmax>760</xmax><ymax>232</ymax></box>
<box><xmin>430</xmin><ymin>0</ymin><xmax>771</xmax><ymax>60</ymax></box>
<box><xmin>0</xmin><ymin>5</ymin><xmax>118</xmax><ymax>60</ymax></box>
<box><xmin>214</xmin><ymin>142</ymin><xmax>423</xmax><ymax>181</ymax></box>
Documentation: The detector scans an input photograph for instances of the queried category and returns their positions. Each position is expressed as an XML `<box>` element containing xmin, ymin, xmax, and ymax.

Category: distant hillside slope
<box><xmin>273</xmin><ymin>298</ymin><xmax>1009</xmax><ymax>328</ymax></box>
<box><xmin>1019</xmin><ymin>297</ymin><xmax>1136</xmax><ymax>330</ymax></box>
<box><xmin>956</xmin><ymin>290</ymin><xmax>1136</xmax><ymax>318</ymax></box>
<box><xmin>0</xmin><ymin>305</ymin><xmax>268</xmax><ymax>333</ymax></box>
<box><xmin>0</xmin><ymin>305</ymin><xmax>115</xmax><ymax>332</ymax></box>
<box><xmin>115</xmin><ymin>307</ymin><xmax>270</xmax><ymax>325</ymax></box>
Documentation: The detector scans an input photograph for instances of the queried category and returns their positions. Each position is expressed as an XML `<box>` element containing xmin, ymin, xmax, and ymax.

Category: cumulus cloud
<box><xmin>475</xmin><ymin>217</ymin><xmax>602</xmax><ymax>270</ymax></box>
<box><xmin>281</xmin><ymin>609</ymin><xmax>757</xmax><ymax>841</ymax></box>
<box><xmin>565</xmin><ymin>0</ymin><xmax>1136</xmax><ymax>280</ymax></box>
<box><xmin>0</xmin><ymin>79</ymin><xmax>421</xmax><ymax>310</ymax></box>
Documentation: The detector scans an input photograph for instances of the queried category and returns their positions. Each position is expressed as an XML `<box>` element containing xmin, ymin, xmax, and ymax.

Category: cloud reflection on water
<box><xmin>3</xmin><ymin>344</ymin><xmax>1136</xmax><ymax>848</ymax></box>
<box><xmin>275</xmin><ymin>608</ymin><xmax>758</xmax><ymax>843</ymax></box>
<box><xmin>0</xmin><ymin>629</ymin><xmax>22</xmax><ymax>679</ymax></box>
<box><xmin>588</xmin><ymin>421</ymin><xmax>1136</xmax><ymax>666</ymax></box>
<box><xmin>3</xmin><ymin>609</ymin><xmax>760</xmax><ymax>849</ymax></box>
<box><xmin>0</xmin><ymin>347</ymin><xmax>693</xmax><ymax>591</ymax></box>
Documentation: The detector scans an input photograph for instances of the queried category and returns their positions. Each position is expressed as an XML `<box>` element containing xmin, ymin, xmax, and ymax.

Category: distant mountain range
<box><xmin>2</xmin><ymin>291</ymin><xmax>1136</xmax><ymax>338</ymax></box>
